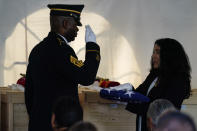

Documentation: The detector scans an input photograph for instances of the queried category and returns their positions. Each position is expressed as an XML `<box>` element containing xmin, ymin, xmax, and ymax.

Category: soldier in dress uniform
<box><xmin>25</xmin><ymin>4</ymin><xmax>100</xmax><ymax>131</ymax></box>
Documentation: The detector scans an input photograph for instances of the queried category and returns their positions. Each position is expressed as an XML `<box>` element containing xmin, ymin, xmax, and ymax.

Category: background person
<box><xmin>155</xmin><ymin>111</ymin><xmax>196</xmax><ymax>131</ymax></box>
<box><xmin>147</xmin><ymin>99</ymin><xmax>176</xmax><ymax>131</ymax></box>
<box><xmin>51</xmin><ymin>96</ymin><xmax>83</xmax><ymax>131</ymax></box>
<box><xmin>126</xmin><ymin>38</ymin><xmax>191</xmax><ymax>131</ymax></box>
<box><xmin>69</xmin><ymin>121</ymin><xmax>98</xmax><ymax>131</ymax></box>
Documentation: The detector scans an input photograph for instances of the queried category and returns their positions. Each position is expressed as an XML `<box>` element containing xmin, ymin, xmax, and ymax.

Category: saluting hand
<box><xmin>85</xmin><ymin>25</ymin><xmax>97</xmax><ymax>43</ymax></box>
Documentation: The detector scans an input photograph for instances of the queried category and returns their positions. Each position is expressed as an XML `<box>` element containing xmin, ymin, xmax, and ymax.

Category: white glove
<box><xmin>85</xmin><ymin>25</ymin><xmax>97</xmax><ymax>43</ymax></box>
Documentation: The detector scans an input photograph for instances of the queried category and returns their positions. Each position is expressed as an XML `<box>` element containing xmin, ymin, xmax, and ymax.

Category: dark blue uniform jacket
<box><xmin>25</xmin><ymin>32</ymin><xmax>100</xmax><ymax>131</ymax></box>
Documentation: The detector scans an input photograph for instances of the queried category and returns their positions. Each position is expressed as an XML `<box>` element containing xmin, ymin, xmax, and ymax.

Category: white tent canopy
<box><xmin>0</xmin><ymin>0</ymin><xmax>197</xmax><ymax>88</ymax></box>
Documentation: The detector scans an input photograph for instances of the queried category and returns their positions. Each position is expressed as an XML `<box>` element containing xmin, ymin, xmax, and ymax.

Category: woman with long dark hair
<box><xmin>126</xmin><ymin>38</ymin><xmax>191</xmax><ymax>131</ymax></box>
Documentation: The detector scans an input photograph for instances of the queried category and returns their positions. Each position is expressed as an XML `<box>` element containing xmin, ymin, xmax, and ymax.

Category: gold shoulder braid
<box><xmin>70</xmin><ymin>55</ymin><xmax>84</xmax><ymax>68</ymax></box>
<box><xmin>86</xmin><ymin>50</ymin><xmax>100</xmax><ymax>61</ymax></box>
<box><xmin>87</xmin><ymin>50</ymin><xmax>100</xmax><ymax>54</ymax></box>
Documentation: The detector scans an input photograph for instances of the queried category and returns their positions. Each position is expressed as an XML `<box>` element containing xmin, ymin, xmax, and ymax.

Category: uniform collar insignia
<box><xmin>57</xmin><ymin>37</ymin><xmax>66</xmax><ymax>45</ymax></box>
<box><xmin>57</xmin><ymin>34</ymin><xmax>69</xmax><ymax>44</ymax></box>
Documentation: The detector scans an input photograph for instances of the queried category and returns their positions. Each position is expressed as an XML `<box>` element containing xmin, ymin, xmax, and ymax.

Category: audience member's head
<box><xmin>155</xmin><ymin>111</ymin><xmax>196</xmax><ymax>131</ymax></box>
<box><xmin>51</xmin><ymin>96</ymin><xmax>83</xmax><ymax>131</ymax></box>
<box><xmin>69</xmin><ymin>121</ymin><xmax>98</xmax><ymax>131</ymax></box>
<box><xmin>147</xmin><ymin>99</ymin><xmax>176</xmax><ymax>131</ymax></box>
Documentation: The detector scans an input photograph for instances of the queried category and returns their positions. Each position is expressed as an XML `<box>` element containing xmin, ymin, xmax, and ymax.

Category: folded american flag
<box><xmin>100</xmin><ymin>88</ymin><xmax>150</xmax><ymax>103</ymax></box>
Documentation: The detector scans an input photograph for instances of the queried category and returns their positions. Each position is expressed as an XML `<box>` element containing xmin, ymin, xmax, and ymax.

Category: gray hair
<box><xmin>147</xmin><ymin>99</ymin><xmax>176</xmax><ymax>125</ymax></box>
<box><xmin>156</xmin><ymin>111</ymin><xmax>196</xmax><ymax>131</ymax></box>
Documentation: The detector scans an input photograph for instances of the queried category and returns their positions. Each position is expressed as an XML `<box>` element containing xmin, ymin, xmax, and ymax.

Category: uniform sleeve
<box><xmin>25</xmin><ymin>63</ymin><xmax>34</xmax><ymax>116</ymax></box>
<box><xmin>56</xmin><ymin>42</ymin><xmax>100</xmax><ymax>86</ymax></box>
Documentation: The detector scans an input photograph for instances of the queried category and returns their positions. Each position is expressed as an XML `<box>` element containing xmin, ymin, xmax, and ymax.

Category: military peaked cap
<box><xmin>48</xmin><ymin>4</ymin><xmax>84</xmax><ymax>26</ymax></box>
